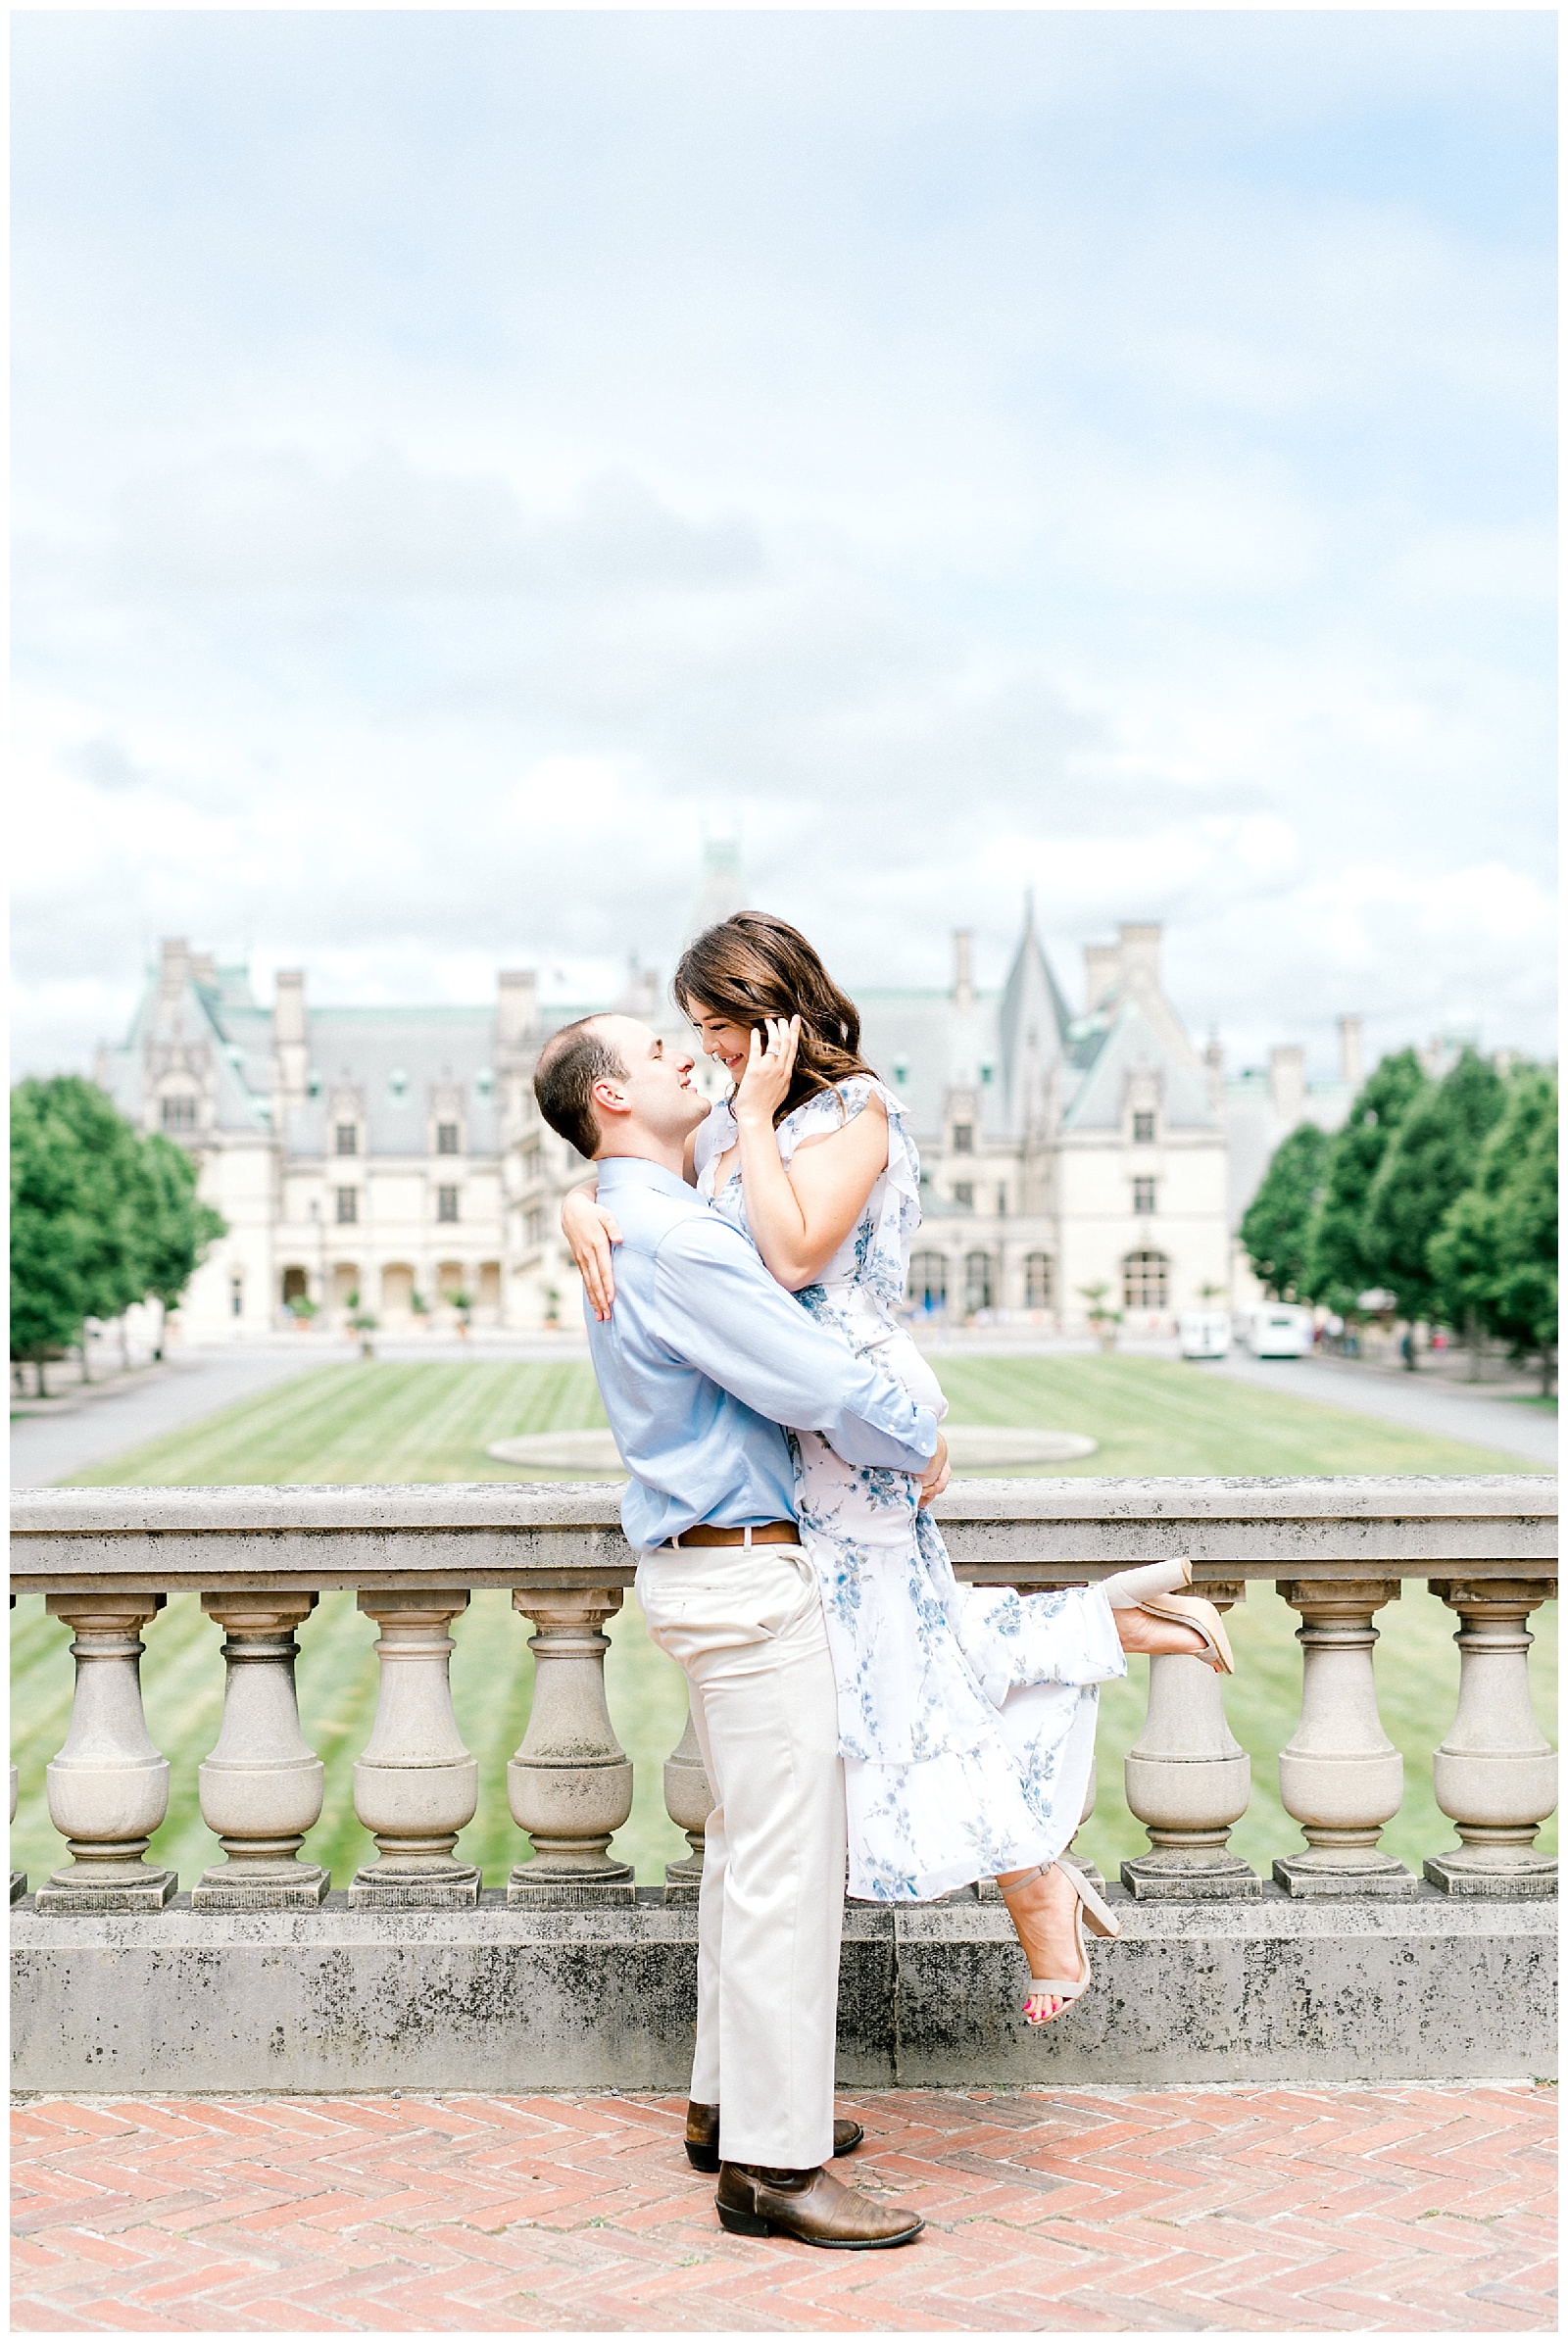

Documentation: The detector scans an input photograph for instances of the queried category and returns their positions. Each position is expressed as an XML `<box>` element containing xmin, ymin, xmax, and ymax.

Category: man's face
<box><xmin>591</xmin><ymin>1016</ymin><xmax>707</xmax><ymax>1147</ymax></box>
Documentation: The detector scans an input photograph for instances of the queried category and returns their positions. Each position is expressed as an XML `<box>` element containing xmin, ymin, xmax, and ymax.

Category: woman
<box><xmin>563</xmin><ymin>912</ymin><xmax>1232</xmax><ymax>2024</ymax></box>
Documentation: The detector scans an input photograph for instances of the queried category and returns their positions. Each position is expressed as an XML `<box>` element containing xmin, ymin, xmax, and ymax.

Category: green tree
<box><xmin>131</xmin><ymin>1133</ymin><xmax>226</xmax><ymax>1355</ymax></box>
<box><xmin>10</xmin><ymin>1083</ymin><xmax>94</xmax><ymax>1393</ymax></box>
<box><xmin>1304</xmin><ymin>1049</ymin><xmax>1428</xmax><ymax>1315</ymax></box>
<box><xmin>42</xmin><ymin>1077</ymin><xmax>154</xmax><ymax>1339</ymax></box>
<box><xmin>10</xmin><ymin>1078</ymin><xmax>228</xmax><ymax>1387</ymax></box>
<box><xmin>1361</xmin><ymin>1049</ymin><xmax>1507</xmax><ymax>1335</ymax></box>
<box><xmin>1431</xmin><ymin>1067</ymin><xmax>1558</xmax><ymax>1392</ymax></box>
<box><xmin>1241</xmin><ymin>1122</ymin><xmax>1330</xmax><ymax>1300</ymax></box>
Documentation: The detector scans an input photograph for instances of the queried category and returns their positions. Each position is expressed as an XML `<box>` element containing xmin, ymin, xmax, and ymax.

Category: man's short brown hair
<box><xmin>533</xmin><ymin>1018</ymin><xmax>628</xmax><ymax>1160</ymax></box>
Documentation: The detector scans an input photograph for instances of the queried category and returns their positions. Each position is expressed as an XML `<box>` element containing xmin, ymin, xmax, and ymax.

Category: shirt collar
<box><xmin>595</xmin><ymin>1153</ymin><xmax>693</xmax><ymax>1202</ymax></box>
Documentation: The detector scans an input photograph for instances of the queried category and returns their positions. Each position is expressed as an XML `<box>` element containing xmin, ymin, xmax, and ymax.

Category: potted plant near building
<box><xmin>287</xmin><ymin>1294</ymin><xmax>318</xmax><ymax>1332</ymax></box>
<box><xmin>446</xmin><ymin>1289</ymin><xmax>472</xmax><ymax>1340</ymax></box>
<box><xmin>410</xmin><ymin>1290</ymin><xmax>429</xmax><ymax>1329</ymax></box>
<box><xmin>1078</xmin><ymin>1281</ymin><xmax>1122</xmax><ymax>1354</ymax></box>
<box><xmin>345</xmin><ymin>1292</ymin><xmax>378</xmax><ymax>1361</ymax></box>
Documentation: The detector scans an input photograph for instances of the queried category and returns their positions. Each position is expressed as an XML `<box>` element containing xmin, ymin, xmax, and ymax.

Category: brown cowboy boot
<box><xmin>715</xmin><ymin>2160</ymin><xmax>922</xmax><ymax>2248</ymax></box>
<box><xmin>685</xmin><ymin>2101</ymin><xmax>863</xmax><ymax>2174</ymax></box>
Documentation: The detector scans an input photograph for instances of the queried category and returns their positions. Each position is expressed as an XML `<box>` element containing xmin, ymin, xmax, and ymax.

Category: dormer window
<box><xmin>893</xmin><ymin>1060</ymin><xmax>908</xmax><ymax>1087</ymax></box>
<box><xmin>334</xmin><ymin>1123</ymin><xmax>359</xmax><ymax>1156</ymax></box>
<box><xmin>389</xmin><ymin>1068</ymin><xmax>409</xmax><ymax>1099</ymax></box>
<box><xmin>1133</xmin><ymin>1111</ymin><xmax>1155</xmax><ymax>1145</ymax></box>
<box><xmin>952</xmin><ymin>1124</ymin><xmax>973</xmax><ymax>1153</ymax></box>
<box><xmin>980</xmin><ymin>1063</ymin><xmax>994</xmax><ymax>1086</ymax></box>
<box><xmin>161</xmin><ymin>1096</ymin><xmax>197</xmax><ymax>1132</ymax></box>
<box><xmin>1133</xmin><ymin>1178</ymin><xmax>1156</xmax><ymax>1214</ymax></box>
<box><xmin>436</xmin><ymin>1122</ymin><xmax>461</xmax><ymax>1156</ymax></box>
<box><xmin>475</xmin><ymin>1067</ymin><xmax>495</xmax><ymax>1098</ymax></box>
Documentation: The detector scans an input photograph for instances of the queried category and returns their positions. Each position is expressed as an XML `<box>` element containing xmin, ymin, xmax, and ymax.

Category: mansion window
<box><xmin>520</xmin><ymin>1143</ymin><xmax>542</xmax><ymax>1183</ymax></box>
<box><xmin>1123</xmin><ymin>1249</ymin><xmax>1170</xmax><ymax>1309</ymax></box>
<box><xmin>230</xmin><ymin>1274</ymin><xmax>244</xmax><ymax>1319</ymax></box>
<box><xmin>908</xmin><ymin>1250</ymin><xmax>947</xmax><ymax>1309</ymax></box>
<box><xmin>1132</xmin><ymin>1111</ymin><xmax>1155</xmax><ymax>1145</ymax></box>
<box><xmin>161</xmin><ymin>1096</ymin><xmax>197</xmax><ymax>1132</ymax></box>
<box><xmin>334</xmin><ymin>1123</ymin><xmax>358</xmax><ymax>1156</ymax></box>
<box><xmin>335</xmin><ymin>1187</ymin><xmax>359</xmax><ymax>1225</ymax></box>
<box><xmin>1133</xmin><ymin>1178</ymin><xmax>1156</xmax><ymax>1214</ymax></box>
<box><xmin>437</xmin><ymin>1185</ymin><xmax>461</xmax><ymax>1224</ymax></box>
<box><xmin>893</xmin><ymin>1060</ymin><xmax>908</xmax><ymax>1088</ymax></box>
<box><xmin>964</xmin><ymin>1250</ymin><xmax>994</xmax><ymax>1313</ymax></box>
<box><xmin>437</xmin><ymin>1122</ymin><xmax>461</xmax><ymax>1156</ymax></box>
<box><xmin>524</xmin><ymin>1207</ymin><xmax>544</xmax><ymax>1247</ymax></box>
<box><xmin>953</xmin><ymin>1181</ymin><xmax>974</xmax><ymax>1208</ymax></box>
<box><xmin>1024</xmin><ymin>1252</ymin><xmax>1053</xmax><ymax>1309</ymax></box>
<box><xmin>952</xmin><ymin>1123</ymin><xmax>973</xmax><ymax>1152</ymax></box>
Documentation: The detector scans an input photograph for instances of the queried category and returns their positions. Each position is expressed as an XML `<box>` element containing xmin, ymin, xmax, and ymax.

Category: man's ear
<box><xmin>590</xmin><ymin>1075</ymin><xmax>630</xmax><ymax>1120</ymax></box>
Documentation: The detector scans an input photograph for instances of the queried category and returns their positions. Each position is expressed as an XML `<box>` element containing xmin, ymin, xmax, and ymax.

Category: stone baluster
<box><xmin>1274</xmin><ymin>1578</ymin><xmax>1414</xmax><ymax>1895</ymax></box>
<box><xmin>35</xmin><ymin>1592</ymin><xmax>176</xmax><ymax>1910</ymax></box>
<box><xmin>508</xmin><ymin>1589</ymin><xmax>634</xmax><ymax>1904</ymax></box>
<box><xmin>11</xmin><ymin>1762</ymin><xmax>25</xmax><ymax>1905</ymax></box>
<box><xmin>1121</xmin><ymin>1584</ymin><xmax>1258</xmax><ymax>1899</ymax></box>
<box><xmin>349</xmin><ymin>1590</ymin><xmax>480</xmax><ymax>1907</ymax></box>
<box><xmin>1425</xmin><ymin>1578</ymin><xmax>1558</xmax><ymax>1898</ymax></box>
<box><xmin>193</xmin><ymin>1593</ymin><xmax>328</xmax><ymax>1909</ymax></box>
<box><xmin>662</xmin><ymin>1690</ymin><xmax>714</xmax><ymax>1903</ymax></box>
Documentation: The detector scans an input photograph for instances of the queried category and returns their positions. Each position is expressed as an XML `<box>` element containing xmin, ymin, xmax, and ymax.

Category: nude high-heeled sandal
<box><xmin>1102</xmin><ymin>1557</ymin><xmax>1235</xmax><ymax>1675</ymax></box>
<box><xmin>999</xmin><ymin>1855</ymin><xmax>1121</xmax><ymax>2025</ymax></box>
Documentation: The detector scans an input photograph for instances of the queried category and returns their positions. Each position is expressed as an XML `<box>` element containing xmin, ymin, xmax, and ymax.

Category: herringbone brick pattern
<box><xmin>10</xmin><ymin>2085</ymin><xmax>1556</xmax><ymax>2333</ymax></box>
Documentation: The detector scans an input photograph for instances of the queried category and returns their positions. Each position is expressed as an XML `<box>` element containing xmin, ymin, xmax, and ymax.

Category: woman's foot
<box><xmin>995</xmin><ymin>1862</ymin><xmax>1086</xmax><ymax>2025</ymax></box>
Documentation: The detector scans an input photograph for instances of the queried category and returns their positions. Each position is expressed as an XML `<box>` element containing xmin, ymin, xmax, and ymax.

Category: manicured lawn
<box><xmin>11</xmin><ymin>1356</ymin><xmax>1554</xmax><ymax>1892</ymax></box>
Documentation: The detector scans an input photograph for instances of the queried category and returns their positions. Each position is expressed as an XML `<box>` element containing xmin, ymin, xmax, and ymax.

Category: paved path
<box><xmin>10</xmin><ymin>2085</ymin><xmax>1554</xmax><ymax>2332</ymax></box>
<box><xmin>8</xmin><ymin>1352</ymin><xmax>337</xmax><ymax>1489</ymax></box>
<box><xmin>1211</xmin><ymin>1355</ymin><xmax>1557</xmax><ymax>1468</ymax></box>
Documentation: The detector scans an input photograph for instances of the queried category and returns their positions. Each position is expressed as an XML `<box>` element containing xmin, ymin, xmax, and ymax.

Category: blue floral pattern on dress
<box><xmin>696</xmin><ymin>1075</ymin><xmax>1125</xmax><ymax>1901</ymax></box>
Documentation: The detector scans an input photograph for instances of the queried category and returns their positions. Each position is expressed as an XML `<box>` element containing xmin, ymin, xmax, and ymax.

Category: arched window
<box><xmin>964</xmin><ymin>1250</ymin><xmax>994</xmax><ymax>1313</ymax></box>
<box><xmin>908</xmin><ymin>1251</ymin><xmax>947</xmax><ymax>1310</ymax></box>
<box><xmin>281</xmin><ymin>1267</ymin><xmax>309</xmax><ymax>1305</ymax></box>
<box><xmin>1024</xmin><ymin>1252</ymin><xmax>1053</xmax><ymax>1309</ymax></box>
<box><xmin>1123</xmin><ymin>1250</ymin><xmax>1170</xmax><ymax>1310</ymax></box>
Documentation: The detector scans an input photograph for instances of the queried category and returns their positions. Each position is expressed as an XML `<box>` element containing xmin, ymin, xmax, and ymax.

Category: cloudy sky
<box><xmin>12</xmin><ymin>9</ymin><xmax>1556</xmax><ymax>1082</ymax></box>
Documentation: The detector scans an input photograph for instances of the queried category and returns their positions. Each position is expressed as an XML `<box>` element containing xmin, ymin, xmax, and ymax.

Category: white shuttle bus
<box><xmin>1178</xmin><ymin>1309</ymin><xmax>1232</xmax><ymax>1360</ymax></box>
<box><xmin>1245</xmin><ymin>1303</ymin><xmax>1315</xmax><ymax>1358</ymax></box>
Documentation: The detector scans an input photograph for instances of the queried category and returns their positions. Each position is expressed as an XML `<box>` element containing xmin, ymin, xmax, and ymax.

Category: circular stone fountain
<box><xmin>486</xmin><ymin>1424</ymin><xmax>1096</xmax><ymax>1473</ymax></box>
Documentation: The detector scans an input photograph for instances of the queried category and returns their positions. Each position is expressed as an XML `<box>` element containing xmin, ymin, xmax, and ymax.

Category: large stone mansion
<box><xmin>95</xmin><ymin>882</ymin><xmax>1363</xmax><ymax>1342</ymax></box>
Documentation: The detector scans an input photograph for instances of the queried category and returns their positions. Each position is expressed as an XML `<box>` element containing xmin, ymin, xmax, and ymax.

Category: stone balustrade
<box><xmin>10</xmin><ymin>1476</ymin><xmax>1557</xmax><ymax>1912</ymax></box>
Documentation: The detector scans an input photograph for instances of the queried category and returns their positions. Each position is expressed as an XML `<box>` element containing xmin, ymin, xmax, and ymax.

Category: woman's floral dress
<box><xmin>695</xmin><ymin>1075</ymin><xmax>1125</xmax><ymax>1902</ymax></box>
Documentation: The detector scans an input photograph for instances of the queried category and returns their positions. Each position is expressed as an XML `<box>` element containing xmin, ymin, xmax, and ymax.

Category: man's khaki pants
<box><xmin>636</xmin><ymin>1540</ymin><xmax>846</xmax><ymax>2172</ymax></box>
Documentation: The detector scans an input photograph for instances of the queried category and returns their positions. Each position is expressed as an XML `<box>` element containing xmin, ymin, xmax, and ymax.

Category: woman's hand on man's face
<box><xmin>732</xmin><ymin>1015</ymin><xmax>801</xmax><ymax>1125</ymax></box>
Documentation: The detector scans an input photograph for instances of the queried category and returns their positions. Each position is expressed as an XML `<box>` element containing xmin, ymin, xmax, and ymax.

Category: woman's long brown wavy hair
<box><xmin>673</xmin><ymin>912</ymin><xmax>877</xmax><ymax>1128</ymax></box>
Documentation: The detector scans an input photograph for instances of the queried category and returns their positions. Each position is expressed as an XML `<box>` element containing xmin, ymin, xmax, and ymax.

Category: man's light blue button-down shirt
<box><xmin>586</xmin><ymin>1154</ymin><xmax>940</xmax><ymax>1552</ymax></box>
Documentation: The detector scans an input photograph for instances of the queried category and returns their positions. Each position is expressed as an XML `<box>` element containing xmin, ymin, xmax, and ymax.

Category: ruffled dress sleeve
<box><xmin>776</xmin><ymin>1074</ymin><xmax>922</xmax><ymax>1310</ymax></box>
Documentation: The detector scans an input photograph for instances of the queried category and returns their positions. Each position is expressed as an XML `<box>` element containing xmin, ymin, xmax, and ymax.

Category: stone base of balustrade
<box><xmin>1120</xmin><ymin>1852</ymin><xmax>1263</xmax><ymax>1901</ymax></box>
<box><xmin>507</xmin><ymin>1867</ymin><xmax>636</xmax><ymax>1908</ymax></box>
<box><xmin>191</xmin><ymin>1865</ymin><xmax>331</xmax><ymax>1912</ymax></box>
<box><xmin>32</xmin><ymin>1867</ymin><xmax>177</xmax><ymax>1914</ymax></box>
<box><xmin>1272</xmin><ymin>1852</ymin><xmax>1418</xmax><ymax>1898</ymax></box>
<box><xmin>12</xmin><ymin>1886</ymin><xmax>1553</xmax><ymax>2097</ymax></box>
<box><xmin>10</xmin><ymin>1873</ymin><xmax>26</xmax><ymax>1907</ymax></box>
<box><xmin>347</xmin><ymin>1867</ymin><xmax>481</xmax><ymax>1910</ymax></box>
<box><xmin>1424</xmin><ymin>1850</ymin><xmax>1558</xmax><ymax>1900</ymax></box>
<box><xmin>662</xmin><ymin>1860</ymin><xmax>703</xmax><ymax>1906</ymax></box>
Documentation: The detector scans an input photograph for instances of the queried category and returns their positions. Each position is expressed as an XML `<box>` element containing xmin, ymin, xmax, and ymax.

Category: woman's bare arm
<box><xmin>561</xmin><ymin>1181</ymin><xmax>620</xmax><ymax>1321</ymax></box>
<box><xmin>732</xmin><ymin>1020</ymin><xmax>888</xmax><ymax>1291</ymax></box>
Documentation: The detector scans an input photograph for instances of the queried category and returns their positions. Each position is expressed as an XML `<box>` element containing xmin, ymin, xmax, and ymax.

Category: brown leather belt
<box><xmin>661</xmin><ymin>1521</ymin><xmax>800</xmax><ymax>1550</ymax></box>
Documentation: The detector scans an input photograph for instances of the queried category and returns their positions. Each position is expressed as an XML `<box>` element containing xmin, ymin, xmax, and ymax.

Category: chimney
<box><xmin>1338</xmin><ymin>1014</ymin><xmax>1364</xmax><ymax>1091</ymax></box>
<box><xmin>952</xmin><ymin>930</ymin><xmax>975</xmax><ymax>1013</ymax></box>
<box><xmin>1269</xmin><ymin>1044</ymin><xmax>1306</xmax><ymax>1127</ymax></box>
<box><xmin>273</xmin><ymin>968</ymin><xmax>308</xmax><ymax>1104</ymax></box>
<box><xmin>159</xmin><ymin>938</ymin><xmax>192</xmax><ymax>1000</ymax></box>
<box><xmin>498</xmin><ymin>969</ymin><xmax>539</xmax><ymax>1055</ymax></box>
<box><xmin>1118</xmin><ymin>922</ymin><xmax>1162</xmax><ymax>995</ymax></box>
<box><xmin>190</xmin><ymin>951</ymin><xmax>218</xmax><ymax>990</ymax></box>
<box><xmin>1084</xmin><ymin>943</ymin><xmax>1119</xmax><ymax>1010</ymax></box>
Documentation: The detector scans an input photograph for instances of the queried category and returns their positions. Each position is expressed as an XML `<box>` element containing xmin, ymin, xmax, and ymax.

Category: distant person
<box><xmin>561</xmin><ymin>914</ymin><xmax>1233</xmax><ymax>2039</ymax></box>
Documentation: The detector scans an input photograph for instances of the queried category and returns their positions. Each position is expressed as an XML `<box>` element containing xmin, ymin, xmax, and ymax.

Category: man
<box><xmin>534</xmin><ymin>1012</ymin><xmax>947</xmax><ymax>2251</ymax></box>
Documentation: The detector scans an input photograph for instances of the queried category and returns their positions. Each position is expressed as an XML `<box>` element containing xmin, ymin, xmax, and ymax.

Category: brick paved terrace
<box><xmin>9</xmin><ymin>2084</ymin><xmax>1556</xmax><ymax>2334</ymax></box>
